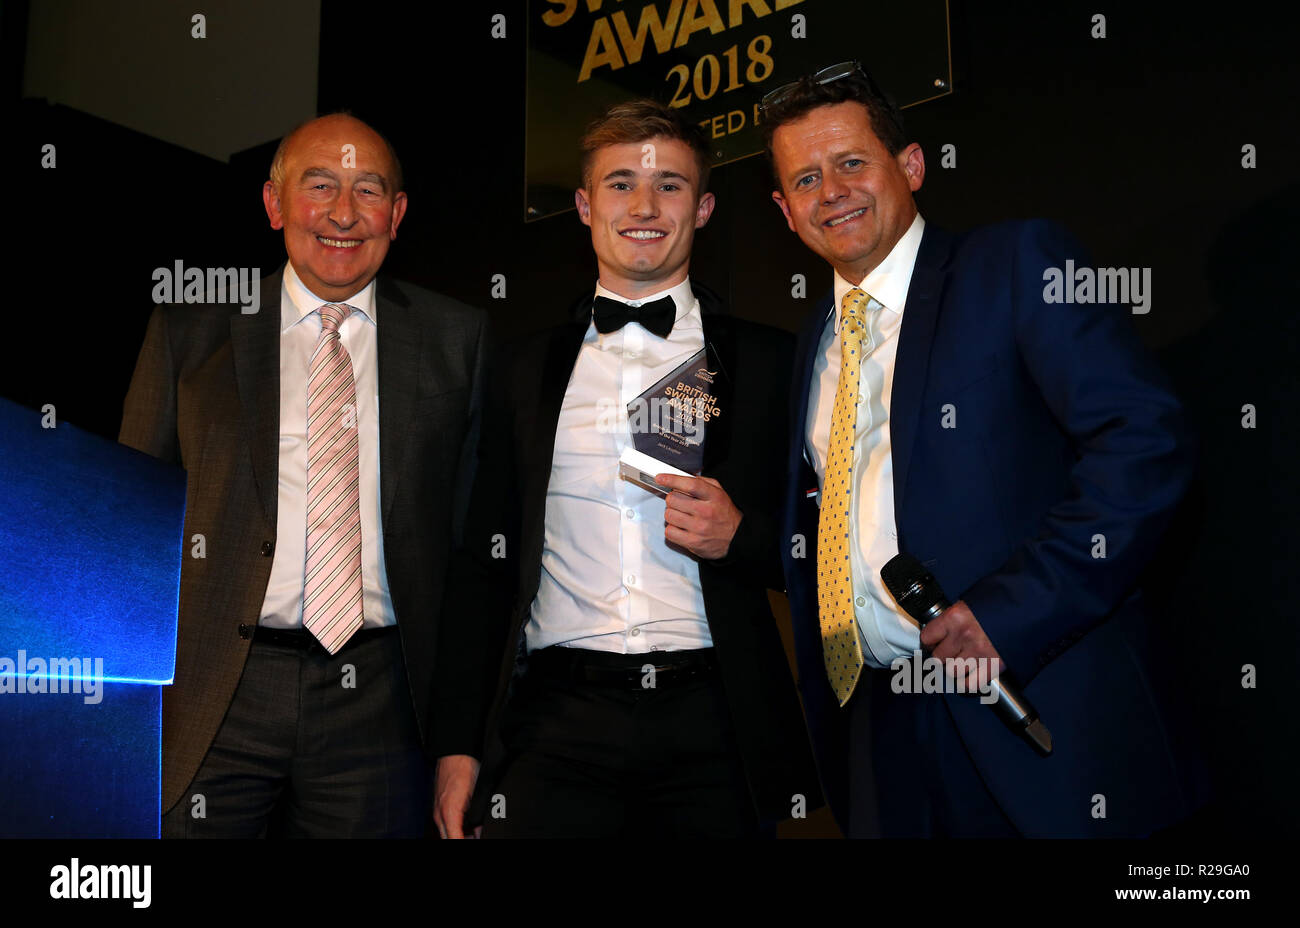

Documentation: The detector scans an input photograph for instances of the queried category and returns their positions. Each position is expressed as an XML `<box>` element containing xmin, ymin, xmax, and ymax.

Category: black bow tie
<box><xmin>592</xmin><ymin>294</ymin><xmax>676</xmax><ymax>339</ymax></box>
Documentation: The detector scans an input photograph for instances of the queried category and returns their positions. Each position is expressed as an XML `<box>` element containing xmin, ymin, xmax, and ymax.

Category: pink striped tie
<box><xmin>303</xmin><ymin>303</ymin><xmax>364</xmax><ymax>654</ymax></box>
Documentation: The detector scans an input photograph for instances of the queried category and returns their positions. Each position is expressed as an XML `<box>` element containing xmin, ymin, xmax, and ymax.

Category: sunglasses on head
<box><xmin>760</xmin><ymin>60</ymin><xmax>903</xmax><ymax>136</ymax></box>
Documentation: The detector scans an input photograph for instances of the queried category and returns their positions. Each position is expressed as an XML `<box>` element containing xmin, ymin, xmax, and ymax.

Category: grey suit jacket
<box><xmin>119</xmin><ymin>264</ymin><xmax>488</xmax><ymax>814</ymax></box>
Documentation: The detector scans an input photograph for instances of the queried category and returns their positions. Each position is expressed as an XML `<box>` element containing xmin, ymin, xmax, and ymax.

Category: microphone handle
<box><xmin>913</xmin><ymin>594</ymin><xmax>1045</xmax><ymax>742</ymax></box>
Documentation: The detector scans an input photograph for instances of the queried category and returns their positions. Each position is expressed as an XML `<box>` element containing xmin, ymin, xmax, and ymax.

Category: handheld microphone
<box><xmin>880</xmin><ymin>553</ymin><xmax>1053</xmax><ymax>757</ymax></box>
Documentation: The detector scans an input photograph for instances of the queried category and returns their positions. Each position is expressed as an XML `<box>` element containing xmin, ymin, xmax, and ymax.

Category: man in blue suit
<box><xmin>763</xmin><ymin>63</ymin><xmax>1203</xmax><ymax>837</ymax></box>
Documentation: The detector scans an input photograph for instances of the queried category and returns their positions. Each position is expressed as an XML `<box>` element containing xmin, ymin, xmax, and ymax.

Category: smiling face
<box><xmin>770</xmin><ymin>101</ymin><xmax>924</xmax><ymax>284</ymax></box>
<box><xmin>262</xmin><ymin>115</ymin><xmax>407</xmax><ymax>302</ymax></box>
<box><xmin>575</xmin><ymin>136</ymin><xmax>715</xmax><ymax>300</ymax></box>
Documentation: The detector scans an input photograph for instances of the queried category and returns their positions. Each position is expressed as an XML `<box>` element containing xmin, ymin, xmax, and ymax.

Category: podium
<box><xmin>0</xmin><ymin>398</ymin><xmax>184</xmax><ymax>837</ymax></box>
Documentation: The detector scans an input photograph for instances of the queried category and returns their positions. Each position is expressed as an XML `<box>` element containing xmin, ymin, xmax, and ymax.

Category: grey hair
<box><xmin>267</xmin><ymin>112</ymin><xmax>404</xmax><ymax>194</ymax></box>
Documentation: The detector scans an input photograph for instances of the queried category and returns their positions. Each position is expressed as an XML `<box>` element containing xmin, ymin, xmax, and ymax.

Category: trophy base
<box><xmin>618</xmin><ymin>447</ymin><xmax>692</xmax><ymax>497</ymax></box>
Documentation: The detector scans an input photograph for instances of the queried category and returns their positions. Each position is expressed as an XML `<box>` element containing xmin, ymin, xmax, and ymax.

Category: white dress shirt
<box><xmin>524</xmin><ymin>277</ymin><xmax>713</xmax><ymax>654</ymax></box>
<box><xmin>805</xmin><ymin>213</ymin><xmax>926</xmax><ymax>666</ymax></box>
<box><xmin>259</xmin><ymin>262</ymin><xmax>396</xmax><ymax>629</ymax></box>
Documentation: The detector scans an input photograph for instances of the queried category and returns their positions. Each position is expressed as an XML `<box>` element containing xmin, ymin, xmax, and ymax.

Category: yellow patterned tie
<box><xmin>818</xmin><ymin>287</ymin><xmax>878</xmax><ymax>706</ymax></box>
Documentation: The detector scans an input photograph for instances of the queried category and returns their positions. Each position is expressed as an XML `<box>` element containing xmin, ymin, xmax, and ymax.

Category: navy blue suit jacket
<box><xmin>781</xmin><ymin>219</ymin><xmax>1203</xmax><ymax>837</ymax></box>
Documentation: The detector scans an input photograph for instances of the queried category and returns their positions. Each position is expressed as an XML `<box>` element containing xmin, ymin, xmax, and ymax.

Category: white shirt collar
<box><xmin>829</xmin><ymin>213</ymin><xmax>926</xmax><ymax>332</ymax></box>
<box><xmin>281</xmin><ymin>261</ymin><xmax>378</xmax><ymax>332</ymax></box>
<box><xmin>593</xmin><ymin>276</ymin><xmax>702</xmax><ymax>332</ymax></box>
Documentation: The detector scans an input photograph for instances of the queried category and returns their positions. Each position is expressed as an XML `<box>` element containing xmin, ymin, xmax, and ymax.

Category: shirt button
<box><xmin>626</xmin><ymin>350</ymin><xmax>639</xmax><ymax>360</ymax></box>
<box><xmin>626</xmin><ymin>574</ymin><xmax>636</xmax><ymax>586</ymax></box>
<box><xmin>625</xmin><ymin>508</ymin><xmax>636</xmax><ymax>520</ymax></box>
<box><xmin>630</xmin><ymin>627</ymin><xmax>641</xmax><ymax>637</ymax></box>
<box><xmin>855</xmin><ymin>596</ymin><xmax>866</xmax><ymax>607</ymax></box>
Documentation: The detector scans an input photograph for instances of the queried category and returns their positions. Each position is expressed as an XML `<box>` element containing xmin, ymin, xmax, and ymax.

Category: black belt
<box><xmin>526</xmin><ymin>646</ymin><xmax>718</xmax><ymax>689</ymax></box>
<box><xmin>252</xmin><ymin>624</ymin><xmax>397</xmax><ymax>653</ymax></box>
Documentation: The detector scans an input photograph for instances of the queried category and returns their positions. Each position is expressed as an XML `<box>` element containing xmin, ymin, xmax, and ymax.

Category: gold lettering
<box><xmin>728</xmin><ymin>0</ymin><xmax>772</xmax><ymax>26</ymax></box>
<box><xmin>578</xmin><ymin>17</ymin><xmax>626</xmax><ymax>82</ymax></box>
<box><xmin>675</xmin><ymin>0</ymin><xmax>726</xmax><ymax>48</ymax></box>
<box><xmin>541</xmin><ymin>0</ymin><xmax>576</xmax><ymax>27</ymax></box>
<box><xmin>611</xmin><ymin>0</ymin><xmax>684</xmax><ymax>65</ymax></box>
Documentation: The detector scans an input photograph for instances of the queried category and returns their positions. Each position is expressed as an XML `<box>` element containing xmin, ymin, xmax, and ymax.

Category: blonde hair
<box><xmin>579</xmin><ymin>100</ymin><xmax>711</xmax><ymax>194</ymax></box>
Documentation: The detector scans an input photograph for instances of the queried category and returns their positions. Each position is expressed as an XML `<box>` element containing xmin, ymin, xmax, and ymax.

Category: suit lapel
<box><xmin>789</xmin><ymin>294</ymin><xmax>832</xmax><ymax>487</ymax></box>
<box><xmin>519</xmin><ymin>320</ymin><xmax>588</xmax><ymax>555</ymax></box>
<box><xmin>230</xmin><ymin>268</ymin><xmax>285</xmax><ymax>528</ymax></box>
<box><xmin>697</xmin><ymin>286</ymin><xmax>734</xmax><ymax>474</ymax></box>
<box><xmin>376</xmin><ymin>276</ymin><xmax>418</xmax><ymax>526</ymax></box>
<box><xmin>889</xmin><ymin>223</ymin><xmax>952</xmax><ymax>524</ymax></box>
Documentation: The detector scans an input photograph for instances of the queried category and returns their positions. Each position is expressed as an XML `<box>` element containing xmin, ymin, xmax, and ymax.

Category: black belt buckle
<box><xmin>253</xmin><ymin>624</ymin><xmax>395</xmax><ymax>653</ymax></box>
<box><xmin>252</xmin><ymin>626</ymin><xmax>317</xmax><ymax>650</ymax></box>
<box><xmin>529</xmin><ymin>647</ymin><xmax>717</xmax><ymax>690</ymax></box>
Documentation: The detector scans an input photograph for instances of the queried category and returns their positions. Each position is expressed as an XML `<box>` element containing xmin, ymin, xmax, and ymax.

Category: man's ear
<box><xmin>899</xmin><ymin>143</ymin><xmax>925</xmax><ymax>192</ymax></box>
<box><xmin>574</xmin><ymin>188</ymin><xmax>592</xmax><ymax>227</ymax></box>
<box><xmin>771</xmin><ymin>189</ymin><xmax>796</xmax><ymax>234</ymax></box>
<box><xmin>694</xmin><ymin>191</ymin><xmax>716</xmax><ymax>228</ymax></box>
<box><xmin>388</xmin><ymin>191</ymin><xmax>408</xmax><ymax>240</ymax></box>
<box><xmin>263</xmin><ymin>181</ymin><xmax>284</xmax><ymax>230</ymax></box>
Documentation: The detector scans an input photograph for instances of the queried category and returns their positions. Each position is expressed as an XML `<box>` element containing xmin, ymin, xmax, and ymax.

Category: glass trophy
<box><xmin>618</xmin><ymin>347</ymin><xmax>721</xmax><ymax>495</ymax></box>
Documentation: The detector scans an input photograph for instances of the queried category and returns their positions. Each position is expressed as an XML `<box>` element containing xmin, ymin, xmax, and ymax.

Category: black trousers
<box><xmin>848</xmin><ymin>664</ymin><xmax>1018</xmax><ymax>838</ymax></box>
<box><xmin>484</xmin><ymin>647</ymin><xmax>759</xmax><ymax>838</ymax></box>
<box><xmin>161</xmin><ymin>627</ymin><xmax>430</xmax><ymax>838</ymax></box>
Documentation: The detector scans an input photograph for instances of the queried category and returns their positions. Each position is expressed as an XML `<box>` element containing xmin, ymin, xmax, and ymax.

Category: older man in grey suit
<box><xmin>120</xmin><ymin>113</ymin><xmax>487</xmax><ymax>837</ymax></box>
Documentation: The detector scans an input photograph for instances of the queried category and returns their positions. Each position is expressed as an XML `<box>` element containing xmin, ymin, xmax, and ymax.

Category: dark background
<box><xmin>3</xmin><ymin>1</ymin><xmax>1296</xmax><ymax>837</ymax></box>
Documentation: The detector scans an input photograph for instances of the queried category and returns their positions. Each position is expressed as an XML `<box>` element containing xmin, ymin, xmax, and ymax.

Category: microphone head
<box><xmin>880</xmin><ymin>553</ymin><xmax>949</xmax><ymax>624</ymax></box>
